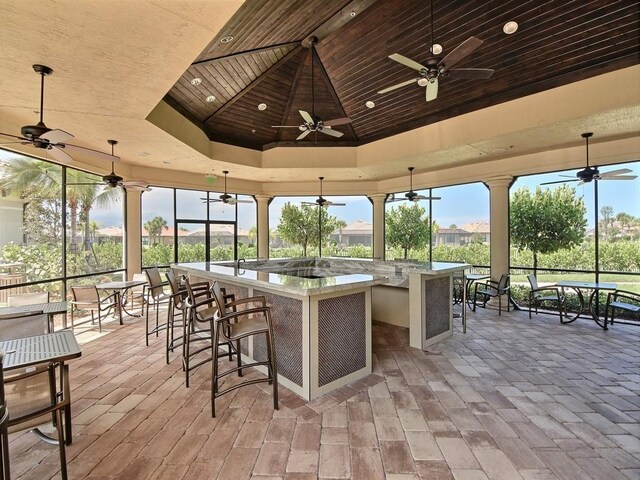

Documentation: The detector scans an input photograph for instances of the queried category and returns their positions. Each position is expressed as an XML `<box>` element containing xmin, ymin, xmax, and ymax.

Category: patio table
<box><xmin>1</xmin><ymin>330</ymin><xmax>82</xmax><ymax>444</ymax></box>
<box><xmin>554</xmin><ymin>280</ymin><xmax>618</xmax><ymax>330</ymax></box>
<box><xmin>97</xmin><ymin>280</ymin><xmax>147</xmax><ymax>323</ymax></box>
<box><xmin>0</xmin><ymin>301</ymin><xmax>68</xmax><ymax>330</ymax></box>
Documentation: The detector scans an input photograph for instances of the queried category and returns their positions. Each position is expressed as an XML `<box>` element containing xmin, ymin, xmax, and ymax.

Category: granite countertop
<box><xmin>173</xmin><ymin>258</ymin><xmax>469</xmax><ymax>296</ymax></box>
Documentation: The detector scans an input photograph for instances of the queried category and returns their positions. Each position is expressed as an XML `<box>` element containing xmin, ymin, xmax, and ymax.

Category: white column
<box><xmin>369</xmin><ymin>194</ymin><xmax>387</xmax><ymax>260</ymax></box>
<box><xmin>255</xmin><ymin>195</ymin><xmax>271</xmax><ymax>260</ymax></box>
<box><xmin>125</xmin><ymin>190</ymin><xmax>142</xmax><ymax>279</ymax></box>
<box><xmin>485</xmin><ymin>176</ymin><xmax>513</xmax><ymax>282</ymax></box>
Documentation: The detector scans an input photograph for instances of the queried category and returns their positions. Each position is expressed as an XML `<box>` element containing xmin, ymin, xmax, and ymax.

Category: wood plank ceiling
<box><xmin>165</xmin><ymin>0</ymin><xmax>640</xmax><ymax>151</ymax></box>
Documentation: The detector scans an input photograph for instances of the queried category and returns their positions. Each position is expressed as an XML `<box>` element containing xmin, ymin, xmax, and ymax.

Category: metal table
<box><xmin>97</xmin><ymin>280</ymin><xmax>147</xmax><ymax>323</ymax></box>
<box><xmin>555</xmin><ymin>281</ymin><xmax>618</xmax><ymax>330</ymax></box>
<box><xmin>0</xmin><ymin>301</ymin><xmax>68</xmax><ymax>330</ymax></box>
<box><xmin>1</xmin><ymin>331</ymin><xmax>82</xmax><ymax>444</ymax></box>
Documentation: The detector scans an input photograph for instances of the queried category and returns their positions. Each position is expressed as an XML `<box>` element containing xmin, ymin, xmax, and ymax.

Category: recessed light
<box><xmin>191</xmin><ymin>77</ymin><xmax>202</xmax><ymax>86</ymax></box>
<box><xmin>162</xmin><ymin>160</ymin><xmax>170</xmax><ymax>164</ymax></box>
<box><xmin>220</xmin><ymin>35</ymin><xmax>234</xmax><ymax>43</ymax></box>
<box><xmin>365</xmin><ymin>101</ymin><xmax>375</xmax><ymax>108</ymax></box>
<box><xmin>430</xmin><ymin>43</ymin><xmax>443</xmax><ymax>55</ymax></box>
<box><xmin>258</xmin><ymin>103</ymin><xmax>267</xmax><ymax>111</ymax></box>
<box><xmin>503</xmin><ymin>21</ymin><xmax>518</xmax><ymax>34</ymax></box>
<box><xmin>349</xmin><ymin>11</ymin><xmax>356</xmax><ymax>17</ymax></box>
<box><xmin>206</xmin><ymin>95</ymin><xmax>216</xmax><ymax>103</ymax></box>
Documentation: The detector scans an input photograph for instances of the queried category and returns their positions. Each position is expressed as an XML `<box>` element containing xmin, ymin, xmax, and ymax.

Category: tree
<box><xmin>510</xmin><ymin>185</ymin><xmax>587</xmax><ymax>275</ymax></box>
<box><xmin>385</xmin><ymin>203</ymin><xmax>432</xmax><ymax>259</ymax></box>
<box><xmin>600</xmin><ymin>205</ymin><xmax>614</xmax><ymax>241</ymax></box>
<box><xmin>276</xmin><ymin>203</ymin><xmax>345</xmax><ymax>256</ymax></box>
<box><xmin>144</xmin><ymin>216</ymin><xmax>168</xmax><ymax>245</ymax></box>
<box><xmin>615</xmin><ymin>212</ymin><xmax>635</xmax><ymax>240</ymax></box>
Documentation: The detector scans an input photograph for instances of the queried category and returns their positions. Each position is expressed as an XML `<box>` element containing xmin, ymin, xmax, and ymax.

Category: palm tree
<box><xmin>144</xmin><ymin>216</ymin><xmax>167</xmax><ymax>245</ymax></box>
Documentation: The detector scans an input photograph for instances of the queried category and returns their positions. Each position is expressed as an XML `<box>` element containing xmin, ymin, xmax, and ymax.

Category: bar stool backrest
<box><xmin>527</xmin><ymin>274</ymin><xmax>538</xmax><ymax>291</ymax></box>
<box><xmin>210</xmin><ymin>282</ymin><xmax>228</xmax><ymax>316</ymax></box>
<box><xmin>145</xmin><ymin>267</ymin><xmax>165</xmax><ymax>299</ymax></box>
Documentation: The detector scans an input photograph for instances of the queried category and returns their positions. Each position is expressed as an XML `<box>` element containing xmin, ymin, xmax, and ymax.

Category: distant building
<box><xmin>330</xmin><ymin>220</ymin><xmax>373</xmax><ymax>246</ymax></box>
<box><xmin>434</xmin><ymin>221</ymin><xmax>490</xmax><ymax>246</ymax></box>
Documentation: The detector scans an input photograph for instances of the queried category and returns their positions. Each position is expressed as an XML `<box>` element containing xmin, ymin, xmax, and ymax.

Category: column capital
<box><xmin>254</xmin><ymin>194</ymin><xmax>272</xmax><ymax>203</ymax></box>
<box><xmin>484</xmin><ymin>175</ymin><xmax>513</xmax><ymax>189</ymax></box>
<box><xmin>368</xmin><ymin>194</ymin><xmax>388</xmax><ymax>203</ymax></box>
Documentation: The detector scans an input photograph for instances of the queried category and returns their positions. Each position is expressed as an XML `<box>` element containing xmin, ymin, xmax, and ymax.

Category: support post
<box><xmin>369</xmin><ymin>194</ymin><xmax>387</xmax><ymax>260</ymax></box>
<box><xmin>125</xmin><ymin>190</ymin><xmax>142</xmax><ymax>279</ymax></box>
<box><xmin>255</xmin><ymin>195</ymin><xmax>272</xmax><ymax>260</ymax></box>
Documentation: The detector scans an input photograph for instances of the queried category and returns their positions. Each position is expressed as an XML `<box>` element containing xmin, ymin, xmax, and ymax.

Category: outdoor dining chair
<box><xmin>70</xmin><ymin>286</ymin><xmax>118</xmax><ymax>332</ymax></box>
<box><xmin>7</xmin><ymin>291</ymin><xmax>51</xmax><ymax>331</ymax></box>
<box><xmin>473</xmin><ymin>273</ymin><xmax>511</xmax><ymax>315</ymax></box>
<box><xmin>605</xmin><ymin>290</ymin><xmax>640</xmax><ymax>327</ymax></box>
<box><xmin>0</xmin><ymin>311</ymin><xmax>70</xmax><ymax>480</ymax></box>
<box><xmin>527</xmin><ymin>275</ymin><xmax>565</xmax><ymax>322</ymax></box>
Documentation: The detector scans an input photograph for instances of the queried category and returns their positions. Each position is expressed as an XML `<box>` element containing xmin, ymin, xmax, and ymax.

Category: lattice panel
<box><xmin>253</xmin><ymin>290</ymin><xmax>303</xmax><ymax>386</ymax></box>
<box><xmin>318</xmin><ymin>292</ymin><xmax>366</xmax><ymax>387</ymax></box>
<box><xmin>424</xmin><ymin>277</ymin><xmax>450</xmax><ymax>339</ymax></box>
<box><xmin>219</xmin><ymin>282</ymin><xmax>250</xmax><ymax>354</ymax></box>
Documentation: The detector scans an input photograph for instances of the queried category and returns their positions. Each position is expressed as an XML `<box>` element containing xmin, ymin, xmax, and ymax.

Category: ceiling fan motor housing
<box><xmin>103</xmin><ymin>173</ymin><xmax>123</xmax><ymax>187</ymax></box>
<box><xmin>577</xmin><ymin>166</ymin><xmax>598</xmax><ymax>182</ymax></box>
<box><xmin>21</xmin><ymin>122</ymin><xmax>51</xmax><ymax>140</ymax></box>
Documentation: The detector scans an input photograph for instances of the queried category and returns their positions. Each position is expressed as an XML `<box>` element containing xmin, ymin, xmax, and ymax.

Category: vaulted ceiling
<box><xmin>166</xmin><ymin>0</ymin><xmax>640</xmax><ymax>151</ymax></box>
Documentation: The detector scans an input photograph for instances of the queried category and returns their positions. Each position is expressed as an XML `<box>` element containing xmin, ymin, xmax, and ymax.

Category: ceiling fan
<box><xmin>541</xmin><ymin>132</ymin><xmax>637</xmax><ymax>186</ymax></box>
<box><xmin>68</xmin><ymin>140</ymin><xmax>150</xmax><ymax>191</ymax></box>
<box><xmin>201</xmin><ymin>170</ymin><xmax>253</xmax><ymax>205</ymax></box>
<box><xmin>271</xmin><ymin>38</ymin><xmax>351</xmax><ymax>141</ymax></box>
<box><xmin>387</xmin><ymin>167</ymin><xmax>441</xmax><ymax>202</ymax></box>
<box><xmin>302</xmin><ymin>177</ymin><xmax>346</xmax><ymax>207</ymax></box>
<box><xmin>0</xmin><ymin>64</ymin><xmax>119</xmax><ymax>164</ymax></box>
<box><xmin>378</xmin><ymin>0</ymin><xmax>494</xmax><ymax>102</ymax></box>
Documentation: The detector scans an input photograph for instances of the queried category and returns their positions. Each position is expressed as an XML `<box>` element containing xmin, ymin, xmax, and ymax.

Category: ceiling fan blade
<box><xmin>413</xmin><ymin>195</ymin><xmax>441</xmax><ymax>201</ymax></box>
<box><xmin>600</xmin><ymin>175</ymin><xmax>637</xmax><ymax>181</ymax></box>
<box><xmin>271</xmin><ymin>125</ymin><xmax>301</xmax><ymax>128</ymax></box>
<box><xmin>0</xmin><ymin>132</ymin><xmax>27</xmax><ymax>140</ymax></box>
<box><xmin>321</xmin><ymin>128</ymin><xmax>343</xmax><ymax>138</ymax></box>
<box><xmin>426</xmin><ymin>78</ymin><xmax>438</xmax><ymax>102</ymax></box>
<box><xmin>599</xmin><ymin>168</ymin><xmax>633</xmax><ymax>177</ymax></box>
<box><xmin>377</xmin><ymin>79</ymin><xmax>416</xmax><ymax>94</ymax></box>
<box><xmin>40</xmin><ymin>128</ymin><xmax>74</xmax><ymax>144</ymax></box>
<box><xmin>448</xmin><ymin>68</ymin><xmax>494</xmax><ymax>80</ymax></box>
<box><xmin>48</xmin><ymin>145</ymin><xmax>74</xmax><ymax>163</ymax></box>
<box><xmin>325</xmin><ymin>202</ymin><xmax>346</xmax><ymax>206</ymax></box>
<box><xmin>296</xmin><ymin>129</ymin><xmax>311</xmax><ymax>141</ymax></box>
<box><xmin>64</xmin><ymin>144</ymin><xmax>120</xmax><ymax>162</ymax></box>
<box><xmin>67</xmin><ymin>182</ymin><xmax>103</xmax><ymax>186</ymax></box>
<box><xmin>324</xmin><ymin>117</ymin><xmax>351</xmax><ymax>127</ymax></box>
<box><xmin>388</xmin><ymin>53</ymin><xmax>426</xmax><ymax>72</ymax></box>
<box><xmin>299</xmin><ymin>110</ymin><xmax>313</xmax><ymax>124</ymax></box>
<box><xmin>540</xmin><ymin>179</ymin><xmax>579</xmax><ymax>186</ymax></box>
<box><xmin>0</xmin><ymin>141</ymin><xmax>28</xmax><ymax>145</ymax></box>
<box><xmin>235</xmin><ymin>199</ymin><xmax>254</xmax><ymax>204</ymax></box>
<box><xmin>438</xmin><ymin>36</ymin><xmax>483</xmax><ymax>69</ymax></box>
<box><xmin>301</xmin><ymin>201</ymin><xmax>317</xmax><ymax>206</ymax></box>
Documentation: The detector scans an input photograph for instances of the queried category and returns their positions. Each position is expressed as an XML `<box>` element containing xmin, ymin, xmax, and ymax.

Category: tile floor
<box><xmin>7</xmin><ymin>304</ymin><xmax>640</xmax><ymax>479</ymax></box>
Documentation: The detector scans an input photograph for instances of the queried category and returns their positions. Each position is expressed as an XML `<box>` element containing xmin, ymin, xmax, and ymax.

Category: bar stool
<box><xmin>182</xmin><ymin>277</ymin><xmax>237</xmax><ymax>387</ymax></box>
<box><xmin>209</xmin><ymin>281</ymin><xmax>278</xmax><ymax>418</ymax></box>
<box><xmin>144</xmin><ymin>267</ymin><xmax>172</xmax><ymax>346</ymax></box>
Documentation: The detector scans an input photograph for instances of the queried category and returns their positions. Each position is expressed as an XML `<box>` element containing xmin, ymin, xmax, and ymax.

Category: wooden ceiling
<box><xmin>166</xmin><ymin>0</ymin><xmax>640</xmax><ymax>151</ymax></box>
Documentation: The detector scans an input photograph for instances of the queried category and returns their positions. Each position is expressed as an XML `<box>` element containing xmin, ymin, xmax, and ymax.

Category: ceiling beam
<box><xmin>203</xmin><ymin>45</ymin><xmax>304</xmax><ymax>124</ymax></box>
<box><xmin>276</xmin><ymin>49</ymin><xmax>311</xmax><ymax>141</ymax></box>
<box><xmin>191</xmin><ymin>41</ymin><xmax>300</xmax><ymax>67</ymax></box>
<box><xmin>302</xmin><ymin>0</ymin><xmax>381</xmax><ymax>46</ymax></box>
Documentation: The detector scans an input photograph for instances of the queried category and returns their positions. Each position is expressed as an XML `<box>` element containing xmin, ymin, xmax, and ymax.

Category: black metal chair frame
<box><xmin>604</xmin><ymin>290</ymin><xmax>640</xmax><ymax>328</ymax></box>
<box><xmin>210</xmin><ymin>282</ymin><xmax>278</xmax><ymax>418</ymax></box>
<box><xmin>144</xmin><ymin>267</ymin><xmax>172</xmax><ymax>346</ymax></box>
<box><xmin>473</xmin><ymin>274</ymin><xmax>511</xmax><ymax>316</ymax></box>
<box><xmin>527</xmin><ymin>274</ymin><xmax>566</xmax><ymax>322</ymax></box>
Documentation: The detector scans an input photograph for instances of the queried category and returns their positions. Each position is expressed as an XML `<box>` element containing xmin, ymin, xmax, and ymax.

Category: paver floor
<box><xmin>7</xmin><ymin>304</ymin><xmax>640</xmax><ymax>479</ymax></box>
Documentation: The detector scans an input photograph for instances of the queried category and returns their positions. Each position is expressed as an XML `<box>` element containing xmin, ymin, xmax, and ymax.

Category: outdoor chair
<box><xmin>70</xmin><ymin>286</ymin><xmax>117</xmax><ymax>333</ymax></box>
<box><xmin>1</xmin><ymin>311</ymin><xmax>70</xmax><ymax>480</ymax></box>
<box><xmin>7</xmin><ymin>291</ymin><xmax>52</xmax><ymax>331</ymax></box>
<box><xmin>473</xmin><ymin>274</ymin><xmax>511</xmax><ymax>315</ymax></box>
<box><xmin>144</xmin><ymin>267</ymin><xmax>172</xmax><ymax>346</ymax></box>
<box><xmin>128</xmin><ymin>273</ymin><xmax>148</xmax><ymax>317</ymax></box>
<box><xmin>527</xmin><ymin>275</ymin><xmax>565</xmax><ymax>322</ymax></box>
<box><xmin>182</xmin><ymin>277</ymin><xmax>236</xmax><ymax>387</ymax></box>
<box><xmin>605</xmin><ymin>290</ymin><xmax>640</xmax><ymax>328</ymax></box>
<box><xmin>209</xmin><ymin>281</ymin><xmax>278</xmax><ymax>418</ymax></box>
<box><xmin>0</xmin><ymin>351</ymin><xmax>10</xmax><ymax>480</ymax></box>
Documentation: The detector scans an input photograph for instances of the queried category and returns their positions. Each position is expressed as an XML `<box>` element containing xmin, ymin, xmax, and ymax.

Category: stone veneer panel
<box><xmin>424</xmin><ymin>276</ymin><xmax>450</xmax><ymax>340</ymax></box>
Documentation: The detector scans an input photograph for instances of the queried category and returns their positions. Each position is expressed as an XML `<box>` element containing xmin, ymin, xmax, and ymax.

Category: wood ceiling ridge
<box><xmin>276</xmin><ymin>49</ymin><xmax>310</xmax><ymax>142</ymax></box>
<box><xmin>306</xmin><ymin>0</ymin><xmax>380</xmax><ymax>46</ymax></box>
<box><xmin>191</xmin><ymin>42</ymin><xmax>300</xmax><ymax>67</ymax></box>
<box><xmin>203</xmin><ymin>45</ymin><xmax>304</xmax><ymax>124</ymax></box>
